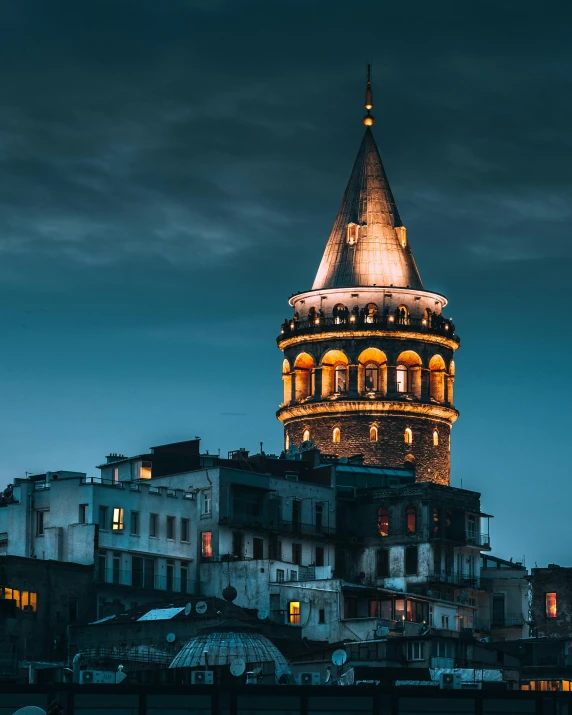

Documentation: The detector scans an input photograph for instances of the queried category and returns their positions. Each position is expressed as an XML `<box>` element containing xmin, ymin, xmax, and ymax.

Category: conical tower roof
<box><xmin>312</xmin><ymin>128</ymin><xmax>423</xmax><ymax>291</ymax></box>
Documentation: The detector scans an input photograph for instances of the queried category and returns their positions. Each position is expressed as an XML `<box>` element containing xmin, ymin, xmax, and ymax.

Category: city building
<box><xmin>529</xmin><ymin>565</ymin><xmax>572</xmax><ymax>639</ymax></box>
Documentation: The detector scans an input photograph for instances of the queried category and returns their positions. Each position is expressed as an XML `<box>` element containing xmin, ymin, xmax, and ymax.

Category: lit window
<box><xmin>201</xmin><ymin>532</ymin><xmax>213</xmax><ymax>558</ymax></box>
<box><xmin>365</xmin><ymin>303</ymin><xmax>378</xmax><ymax>323</ymax></box>
<box><xmin>404</xmin><ymin>428</ymin><xmax>413</xmax><ymax>444</ymax></box>
<box><xmin>285</xmin><ymin>434</ymin><xmax>290</xmax><ymax>451</ymax></box>
<box><xmin>332</xmin><ymin>427</ymin><xmax>340</xmax><ymax>443</ymax></box>
<box><xmin>202</xmin><ymin>490</ymin><xmax>212</xmax><ymax>515</ymax></box>
<box><xmin>370</xmin><ymin>425</ymin><xmax>378</xmax><ymax>442</ymax></box>
<box><xmin>396</xmin><ymin>305</ymin><xmax>409</xmax><ymax>325</ymax></box>
<box><xmin>302</xmin><ymin>429</ymin><xmax>311</xmax><ymax>443</ymax></box>
<box><xmin>112</xmin><ymin>467</ymin><xmax>119</xmax><ymax>484</ymax></box>
<box><xmin>289</xmin><ymin>601</ymin><xmax>301</xmax><ymax>624</ymax></box>
<box><xmin>346</xmin><ymin>222</ymin><xmax>359</xmax><ymax>245</ymax></box>
<box><xmin>406</xmin><ymin>505</ymin><xmax>417</xmax><ymax>534</ymax></box>
<box><xmin>112</xmin><ymin>508</ymin><xmax>124</xmax><ymax>531</ymax></box>
<box><xmin>140</xmin><ymin>461</ymin><xmax>152</xmax><ymax>479</ymax></box>
<box><xmin>396</xmin><ymin>365</ymin><xmax>408</xmax><ymax>392</ymax></box>
<box><xmin>546</xmin><ymin>593</ymin><xmax>557</xmax><ymax>619</ymax></box>
<box><xmin>365</xmin><ymin>363</ymin><xmax>379</xmax><ymax>391</ymax></box>
<box><xmin>334</xmin><ymin>365</ymin><xmax>347</xmax><ymax>393</ymax></box>
<box><xmin>433</xmin><ymin>429</ymin><xmax>439</xmax><ymax>446</ymax></box>
<box><xmin>21</xmin><ymin>591</ymin><xmax>37</xmax><ymax>612</ymax></box>
<box><xmin>377</xmin><ymin>507</ymin><xmax>389</xmax><ymax>537</ymax></box>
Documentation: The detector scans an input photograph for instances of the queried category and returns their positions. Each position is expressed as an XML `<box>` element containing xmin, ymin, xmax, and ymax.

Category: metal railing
<box><xmin>96</xmin><ymin>568</ymin><xmax>196</xmax><ymax>594</ymax></box>
<box><xmin>466</xmin><ymin>532</ymin><xmax>491</xmax><ymax>548</ymax></box>
<box><xmin>491</xmin><ymin>612</ymin><xmax>524</xmax><ymax>627</ymax></box>
<box><xmin>428</xmin><ymin>571</ymin><xmax>480</xmax><ymax>588</ymax></box>
<box><xmin>219</xmin><ymin>516</ymin><xmax>335</xmax><ymax>538</ymax></box>
<box><xmin>279</xmin><ymin>314</ymin><xmax>458</xmax><ymax>342</ymax></box>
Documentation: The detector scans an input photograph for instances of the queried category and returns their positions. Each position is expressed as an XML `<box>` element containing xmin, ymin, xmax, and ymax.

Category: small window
<box><xmin>365</xmin><ymin>303</ymin><xmax>378</xmax><ymax>323</ymax></box>
<box><xmin>405</xmin><ymin>546</ymin><xmax>418</xmax><ymax>575</ymax></box>
<box><xmin>318</xmin><ymin>608</ymin><xmax>326</xmax><ymax>624</ymax></box>
<box><xmin>396</xmin><ymin>365</ymin><xmax>408</xmax><ymax>392</ymax></box>
<box><xmin>289</xmin><ymin>601</ymin><xmax>301</xmax><ymax>624</ymax></box>
<box><xmin>202</xmin><ymin>490</ymin><xmax>212</xmax><ymax>516</ymax></box>
<box><xmin>370</xmin><ymin>425</ymin><xmax>378</xmax><ymax>442</ymax></box>
<box><xmin>140</xmin><ymin>461</ymin><xmax>152</xmax><ymax>479</ymax></box>
<box><xmin>332</xmin><ymin>427</ymin><xmax>341</xmax><ymax>443</ymax></box>
<box><xmin>404</xmin><ymin>427</ymin><xmax>413</xmax><ymax>444</ymax></box>
<box><xmin>433</xmin><ymin>429</ymin><xmax>439</xmax><ymax>446</ymax></box>
<box><xmin>130</xmin><ymin>511</ymin><xmax>140</xmax><ymax>536</ymax></box>
<box><xmin>285</xmin><ymin>434</ymin><xmax>290</xmax><ymax>451</ymax></box>
<box><xmin>334</xmin><ymin>365</ymin><xmax>347</xmax><ymax>393</ymax></box>
<box><xmin>79</xmin><ymin>504</ymin><xmax>88</xmax><ymax>524</ymax></box>
<box><xmin>201</xmin><ymin>532</ymin><xmax>213</xmax><ymax>558</ymax></box>
<box><xmin>276</xmin><ymin>569</ymin><xmax>285</xmax><ymax>583</ymax></box>
<box><xmin>232</xmin><ymin>531</ymin><xmax>244</xmax><ymax>558</ymax></box>
<box><xmin>302</xmin><ymin>429</ymin><xmax>311</xmax><ymax>443</ymax></box>
<box><xmin>292</xmin><ymin>543</ymin><xmax>302</xmax><ymax>565</ymax></box>
<box><xmin>112</xmin><ymin>507</ymin><xmax>124</xmax><ymax>531</ymax></box>
<box><xmin>346</xmin><ymin>223</ymin><xmax>359</xmax><ymax>245</ymax></box>
<box><xmin>406</xmin><ymin>505</ymin><xmax>417</xmax><ymax>534</ymax></box>
<box><xmin>112</xmin><ymin>467</ymin><xmax>119</xmax><ymax>484</ymax></box>
<box><xmin>377</xmin><ymin>507</ymin><xmax>389</xmax><ymax>537</ymax></box>
<box><xmin>365</xmin><ymin>363</ymin><xmax>379</xmax><ymax>391</ymax></box>
<box><xmin>181</xmin><ymin>518</ymin><xmax>190</xmax><ymax>543</ymax></box>
<box><xmin>376</xmin><ymin>549</ymin><xmax>389</xmax><ymax>578</ymax></box>
<box><xmin>98</xmin><ymin>506</ymin><xmax>108</xmax><ymax>531</ymax></box>
<box><xmin>441</xmin><ymin>615</ymin><xmax>450</xmax><ymax>629</ymax></box>
<box><xmin>546</xmin><ymin>593</ymin><xmax>557</xmax><ymax>619</ymax></box>
<box><xmin>406</xmin><ymin>641</ymin><xmax>424</xmax><ymax>661</ymax></box>
<box><xmin>315</xmin><ymin>546</ymin><xmax>324</xmax><ymax>567</ymax></box>
<box><xmin>253</xmin><ymin>537</ymin><xmax>264</xmax><ymax>559</ymax></box>
<box><xmin>396</xmin><ymin>305</ymin><xmax>409</xmax><ymax>324</ymax></box>
<box><xmin>290</xmin><ymin>570</ymin><xmax>298</xmax><ymax>581</ymax></box>
<box><xmin>166</xmin><ymin>516</ymin><xmax>175</xmax><ymax>540</ymax></box>
<box><xmin>149</xmin><ymin>513</ymin><xmax>158</xmax><ymax>538</ymax></box>
<box><xmin>315</xmin><ymin>502</ymin><xmax>324</xmax><ymax>530</ymax></box>
<box><xmin>35</xmin><ymin>510</ymin><xmax>46</xmax><ymax>536</ymax></box>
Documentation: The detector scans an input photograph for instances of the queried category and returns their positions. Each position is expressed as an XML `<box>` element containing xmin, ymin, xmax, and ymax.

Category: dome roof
<box><xmin>169</xmin><ymin>631</ymin><xmax>290</xmax><ymax>678</ymax></box>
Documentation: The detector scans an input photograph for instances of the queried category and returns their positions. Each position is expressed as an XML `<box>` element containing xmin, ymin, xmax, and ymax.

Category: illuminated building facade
<box><xmin>277</xmin><ymin>71</ymin><xmax>459</xmax><ymax>485</ymax></box>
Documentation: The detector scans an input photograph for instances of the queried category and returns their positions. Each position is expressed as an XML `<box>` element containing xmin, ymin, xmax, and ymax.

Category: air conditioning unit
<box><xmin>191</xmin><ymin>670</ymin><xmax>214</xmax><ymax>685</ymax></box>
<box><xmin>79</xmin><ymin>671</ymin><xmax>94</xmax><ymax>684</ymax></box>
<box><xmin>299</xmin><ymin>672</ymin><xmax>321</xmax><ymax>685</ymax></box>
<box><xmin>440</xmin><ymin>672</ymin><xmax>462</xmax><ymax>690</ymax></box>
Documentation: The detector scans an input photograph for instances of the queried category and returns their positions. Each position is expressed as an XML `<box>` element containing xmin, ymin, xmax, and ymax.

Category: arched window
<box><xmin>396</xmin><ymin>365</ymin><xmax>408</xmax><ymax>393</ymax></box>
<box><xmin>333</xmin><ymin>303</ymin><xmax>348</xmax><ymax>324</ymax></box>
<box><xmin>377</xmin><ymin>507</ymin><xmax>389</xmax><ymax>537</ymax></box>
<box><xmin>332</xmin><ymin>427</ymin><xmax>340</xmax><ymax>443</ymax></box>
<box><xmin>302</xmin><ymin>429</ymin><xmax>310</xmax><ymax>443</ymax></box>
<box><xmin>285</xmin><ymin>434</ymin><xmax>290</xmax><ymax>451</ymax></box>
<box><xmin>423</xmin><ymin>308</ymin><xmax>432</xmax><ymax>327</ymax></box>
<box><xmin>396</xmin><ymin>305</ymin><xmax>409</xmax><ymax>325</ymax></box>
<box><xmin>404</xmin><ymin>428</ymin><xmax>413</xmax><ymax>444</ymax></box>
<box><xmin>365</xmin><ymin>303</ymin><xmax>378</xmax><ymax>323</ymax></box>
<box><xmin>334</xmin><ymin>364</ymin><xmax>347</xmax><ymax>394</ymax></box>
<box><xmin>433</xmin><ymin>429</ymin><xmax>439</xmax><ymax>446</ymax></box>
<box><xmin>365</xmin><ymin>363</ymin><xmax>379</xmax><ymax>392</ymax></box>
<box><xmin>406</xmin><ymin>506</ymin><xmax>417</xmax><ymax>535</ymax></box>
<box><xmin>369</xmin><ymin>425</ymin><xmax>378</xmax><ymax>442</ymax></box>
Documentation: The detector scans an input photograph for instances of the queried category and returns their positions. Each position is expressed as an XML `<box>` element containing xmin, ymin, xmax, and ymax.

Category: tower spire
<box><xmin>364</xmin><ymin>63</ymin><xmax>374</xmax><ymax>127</ymax></box>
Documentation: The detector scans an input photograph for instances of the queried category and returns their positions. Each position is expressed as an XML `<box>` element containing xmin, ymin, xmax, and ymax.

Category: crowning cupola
<box><xmin>276</xmin><ymin>68</ymin><xmax>460</xmax><ymax>486</ymax></box>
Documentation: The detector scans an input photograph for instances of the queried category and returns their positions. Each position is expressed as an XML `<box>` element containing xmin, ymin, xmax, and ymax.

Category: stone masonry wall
<box><xmin>285</xmin><ymin>413</ymin><xmax>451</xmax><ymax>486</ymax></box>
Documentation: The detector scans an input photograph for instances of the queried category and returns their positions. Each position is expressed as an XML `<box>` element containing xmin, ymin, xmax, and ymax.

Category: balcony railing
<box><xmin>279</xmin><ymin>314</ymin><xmax>458</xmax><ymax>343</ymax></box>
<box><xmin>466</xmin><ymin>532</ymin><xmax>491</xmax><ymax>548</ymax></box>
<box><xmin>491</xmin><ymin>612</ymin><xmax>524</xmax><ymax>628</ymax></box>
<box><xmin>428</xmin><ymin>571</ymin><xmax>480</xmax><ymax>589</ymax></box>
<box><xmin>219</xmin><ymin>516</ymin><xmax>335</xmax><ymax>538</ymax></box>
<box><xmin>96</xmin><ymin>568</ymin><xmax>196</xmax><ymax>594</ymax></box>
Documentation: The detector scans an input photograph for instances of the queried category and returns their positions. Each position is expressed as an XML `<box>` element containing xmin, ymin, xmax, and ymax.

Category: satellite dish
<box><xmin>195</xmin><ymin>601</ymin><xmax>208</xmax><ymax>614</ymax></box>
<box><xmin>184</xmin><ymin>602</ymin><xmax>192</xmax><ymax>616</ymax></box>
<box><xmin>257</xmin><ymin>609</ymin><xmax>269</xmax><ymax>620</ymax></box>
<box><xmin>166</xmin><ymin>633</ymin><xmax>176</xmax><ymax>643</ymax></box>
<box><xmin>376</xmin><ymin>626</ymin><xmax>390</xmax><ymax>638</ymax></box>
<box><xmin>332</xmin><ymin>649</ymin><xmax>347</xmax><ymax>666</ymax></box>
<box><xmin>13</xmin><ymin>709</ymin><xmax>46</xmax><ymax>715</ymax></box>
<box><xmin>229</xmin><ymin>658</ymin><xmax>246</xmax><ymax>677</ymax></box>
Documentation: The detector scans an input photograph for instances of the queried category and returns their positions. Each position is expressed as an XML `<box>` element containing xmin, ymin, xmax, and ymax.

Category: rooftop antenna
<box><xmin>363</xmin><ymin>64</ymin><xmax>374</xmax><ymax>127</ymax></box>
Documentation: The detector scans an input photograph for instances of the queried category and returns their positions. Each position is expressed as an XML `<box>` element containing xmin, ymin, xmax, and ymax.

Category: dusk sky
<box><xmin>1</xmin><ymin>1</ymin><xmax>570</xmax><ymax>568</ymax></box>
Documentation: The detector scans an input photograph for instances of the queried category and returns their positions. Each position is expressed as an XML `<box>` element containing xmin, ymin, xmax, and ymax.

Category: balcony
<box><xmin>491</xmin><ymin>613</ymin><xmax>524</xmax><ymax>628</ymax></box>
<box><xmin>96</xmin><ymin>568</ymin><xmax>196</xmax><ymax>595</ymax></box>
<box><xmin>466</xmin><ymin>532</ymin><xmax>491</xmax><ymax>549</ymax></box>
<box><xmin>428</xmin><ymin>571</ymin><xmax>480</xmax><ymax>589</ymax></box>
<box><xmin>278</xmin><ymin>314</ymin><xmax>459</xmax><ymax>344</ymax></box>
<box><xmin>218</xmin><ymin>515</ymin><xmax>335</xmax><ymax>539</ymax></box>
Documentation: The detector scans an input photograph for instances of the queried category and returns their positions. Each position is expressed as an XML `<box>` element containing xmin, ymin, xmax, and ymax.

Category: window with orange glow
<box><xmin>302</xmin><ymin>429</ymin><xmax>310</xmax><ymax>442</ymax></box>
<box><xmin>404</xmin><ymin>428</ymin><xmax>413</xmax><ymax>444</ymax></box>
<box><xmin>377</xmin><ymin>507</ymin><xmax>389</xmax><ymax>537</ymax></box>
<box><xmin>112</xmin><ymin>507</ymin><xmax>124</xmax><ymax>531</ymax></box>
<box><xmin>1</xmin><ymin>588</ymin><xmax>37</xmax><ymax>612</ymax></box>
<box><xmin>332</xmin><ymin>427</ymin><xmax>340</xmax><ymax>443</ymax></box>
<box><xmin>406</xmin><ymin>506</ymin><xmax>417</xmax><ymax>534</ymax></box>
<box><xmin>140</xmin><ymin>461</ymin><xmax>152</xmax><ymax>479</ymax></box>
<box><xmin>201</xmin><ymin>532</ymin><xmax>213</xmax><ymax>558</ymax></box>
<box><xmin>433</xmin><ymin>429</ymin><xmax>439</xmax><ymax>446</ymax></box>
<box><xmin>546</xmin><ymin>592</ymin><xmax>557</xmax><ymax>619</ymax></box>
<box><xmin>370</xmin><ymin>426</ymin><xmax>378</xmax><ymax>442</ymax></box>
<box><xmin>289</xmin><ymin>601</ymin><xmax>301</xmax><ymax>624</ymax></box>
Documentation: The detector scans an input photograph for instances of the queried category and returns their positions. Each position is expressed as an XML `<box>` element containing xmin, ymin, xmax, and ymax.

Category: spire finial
<box><xmin>363</xmin><ymin>63</ymin><xmax>374</xmax><ymax>127</ymax></box>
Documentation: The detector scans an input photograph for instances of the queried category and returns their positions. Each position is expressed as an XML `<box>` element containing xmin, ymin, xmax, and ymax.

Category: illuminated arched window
<box><xmin>370</xmin><ymin>425</ymin><xmax>378</xmax><ymax>442</ymax></box>
<box><xmin>396</xmin><ymin>305</ymin><xmax>409</xmax><ymax>325</ymax></box>
<box><xmin>396</xmin><ymin>365</ymin><xmax>408</xmax><ymax>393</ymax></box>
<box><xmin>334</xmin><ymin>364</ymin><xmax>347</xmax><ymax>394</ymax></box>
<box><xmin>364</xmin><ymin>363</ymin><xmax>379</xmax><ymax>392</ymax></box>
<box><xmin>332</xmin><ymin>427</ymin><xmax>340</xmax><ymax>443</ymax></box>
<box><xmin>285</xmin><ymin>434</ymin><xmax>290</xmax><ymax>451</ymax></box>
<box><xmin>406</xmin><ymin>506</ymin><xmax>417</xmax><ymax>535</ymax></box>
<box><xmin>333</xmin><ymin>303</ymin><xmax>348</xmax><ymax>324</ymax></box>
<box><xmin>404</xmin><ymin>428</ymin><xmax>413</xmax><ymax>444</ymax></box>
<box><xmin>302</xmin><ymin>429</ymin><xmax>310</xmax><ymax>443</ymax></box>
<box><xmin>365</xmin><ymin>303</ymin><xmax>378</xmax><ymax>323</ymax></box>
<box><xmin>377</xmin><ymin>507</ymin><xmax>389</xmax><ymax>537</ymax></box>
<box><xmin>433</xmin><ymin>429</ymin><xmax>439</xmax><ymax>446</ymax></box>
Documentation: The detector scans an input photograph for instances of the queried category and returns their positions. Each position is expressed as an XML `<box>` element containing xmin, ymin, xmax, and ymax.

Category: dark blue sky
<box><xmin>1</xmin><ymin>1</ymin><xmax>571</xmax><ymax>567</ymax></box>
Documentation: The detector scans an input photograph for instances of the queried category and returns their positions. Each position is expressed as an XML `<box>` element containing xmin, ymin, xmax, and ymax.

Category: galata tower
<box><xmin>277</xmin><ymin>68</ymin><xmax>459</xmax><ymax>486</ymax></box>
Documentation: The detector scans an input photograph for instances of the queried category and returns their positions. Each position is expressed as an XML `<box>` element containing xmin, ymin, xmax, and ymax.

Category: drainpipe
<box><xmin>73</xmin><ymin>652</ymin><xmax>83</xmax><ymax>683</ymax></box>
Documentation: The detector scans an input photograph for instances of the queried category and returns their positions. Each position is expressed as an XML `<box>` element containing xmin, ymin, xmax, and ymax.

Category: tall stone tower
<box><xmin>277</xmin><ymin>69</ymin><xmax>459</xmax><ymax>485</ymax></box>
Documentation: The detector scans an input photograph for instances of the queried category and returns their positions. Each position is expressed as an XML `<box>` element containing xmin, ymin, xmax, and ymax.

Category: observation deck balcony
<box><xmin>278</xmin><ymin>314</ymin><xmax>459</xmax><ymax>345</ymax></box>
